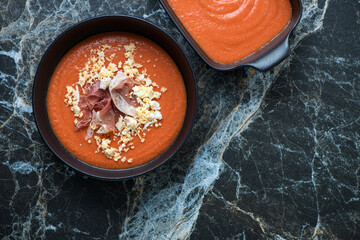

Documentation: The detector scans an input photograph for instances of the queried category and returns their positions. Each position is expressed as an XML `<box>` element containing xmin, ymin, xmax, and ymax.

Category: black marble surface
<box><xmin>1</xmin><ymin>0</ymin><xmax>360</xmax><ymax>239</ymax></box>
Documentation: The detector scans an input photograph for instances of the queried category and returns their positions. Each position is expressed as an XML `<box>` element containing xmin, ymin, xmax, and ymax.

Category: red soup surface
<box><xmin>47</xmin><ymin>32</ymin><xmax>187</xmax><ymax>169</ymax></box>
<box><xmin>167</xmin><ymin>0</ymin><xmax>292</xmax><ymax>64</ymax></box>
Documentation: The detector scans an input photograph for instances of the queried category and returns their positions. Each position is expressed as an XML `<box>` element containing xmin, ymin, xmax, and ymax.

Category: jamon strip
<box><xmin>109</xmin><ymin>71</ymin><xmax>139</xmax><ymax>117</ymax></box>
<box><xmin>76</xmin><ymin>71</ymin><xmax>139</xmax><ymax>136</ymax></box>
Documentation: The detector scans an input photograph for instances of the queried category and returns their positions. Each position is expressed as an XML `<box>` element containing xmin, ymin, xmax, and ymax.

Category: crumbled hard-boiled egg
<box><xmin>150</xmin><ymin>101</ymin><xmax>161</xmax><ymax>110</ymax></box>
<box><xmin>65</xmin><ymin>42</ymin><xmax>167</xmax><ymax>163</ymax></box>
<box><xmin>100</xmin><ymin>77</ymin><xmax>112</xmax><ymax>90</ymax></box>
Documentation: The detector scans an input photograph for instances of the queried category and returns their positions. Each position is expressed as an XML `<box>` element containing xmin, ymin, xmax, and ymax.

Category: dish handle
<box><xmin>247</xmin><ymin>36</ymin><xmax>290</xmax><ymax>71</ymax></box>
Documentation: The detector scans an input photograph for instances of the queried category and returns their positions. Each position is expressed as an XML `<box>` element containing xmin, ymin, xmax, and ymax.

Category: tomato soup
<box><xmin>167</xmin><ymin>0</ymin><xmax>292</xmax><ymax>64</ymax></box>
<box><xmin>47</xmin><ymin>32</ymin><xmax>187</xmax><ymax>169</ymax></box>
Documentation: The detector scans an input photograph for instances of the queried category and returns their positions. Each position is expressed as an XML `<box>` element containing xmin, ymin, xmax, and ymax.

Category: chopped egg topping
<box><xmin>64</xmin><ymin>85</ymin><xmax>83</xmax><ymax>118</ymax></box>
<box><xmin>64</xmin><ymin>42</ymin><xmax>166</xmax><ymax>164</ymax></box>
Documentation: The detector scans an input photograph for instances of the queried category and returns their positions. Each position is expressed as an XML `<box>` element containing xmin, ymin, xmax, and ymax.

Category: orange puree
<box><xmin>46</xmin><ymin>32</ymin><xmax>187</xmax><ymax>169</ymax></box>
<box><xmin>167</xmin><ymin>0</ymin><xmax>292</xmax><ymax>64</ymax></box>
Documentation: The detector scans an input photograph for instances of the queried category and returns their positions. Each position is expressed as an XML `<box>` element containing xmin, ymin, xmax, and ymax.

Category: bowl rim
<box><xmin>32</xmin><ymin>15</ymin><xmax>198</xmax><ymax>180</ymax></box>
<box><xmin>159</xmin><ymin>0</ymin><xmax>303</xmax><ymax>71</ymax></box>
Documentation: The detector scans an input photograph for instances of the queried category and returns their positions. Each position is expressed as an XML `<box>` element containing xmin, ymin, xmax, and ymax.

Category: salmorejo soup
<box><xmin>166</xmin><ymin>0</ymin><xmax>292</xmax><ymax>64</ymax></box>
<box><xmin>47</xmin><ymin>32</ymin><xmax>187</xmax><ymax>169</ymax></box>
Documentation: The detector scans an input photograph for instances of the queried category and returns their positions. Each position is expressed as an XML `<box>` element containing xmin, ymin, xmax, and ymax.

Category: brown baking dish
<box><xmin>159</xmin><ymin>0</ymin><xmax>302</xmax><ymax>71</ymax></box>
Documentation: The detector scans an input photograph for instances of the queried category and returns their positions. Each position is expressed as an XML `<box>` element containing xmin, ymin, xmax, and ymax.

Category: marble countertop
<box><xmin>1</xmin><ymin>0</ymin><xmax>359</xmax><ymax>239</ymax></box>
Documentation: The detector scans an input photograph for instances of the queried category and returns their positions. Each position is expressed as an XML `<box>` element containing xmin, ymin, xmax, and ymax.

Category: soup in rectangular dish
<box><xmin>167</xmin><ymin>0</ymin><xmax>292</xmax><ymax>64</ymax></box>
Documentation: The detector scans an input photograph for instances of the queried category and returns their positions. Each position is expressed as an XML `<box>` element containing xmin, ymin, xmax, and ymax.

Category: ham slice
<box><xmin>97</xmin><ymin>98</ymin><xmax>116</xmax><ymax>133</ymax></box>
<box><xmin>77</xmin><ymin>82</ymin><xmax>110</xmax><ymax>131</ymax></box>
<box><xmin>80</xmin><ymin>81</ymin><xmax>108</xmax><ymax>111</ymax></box>
<box><xmin>75</xmin><ymin>108</ymin><xmax>92</xmax><ymax>129</ymax></box>
<box><xmin>76</xmin><ymin>71</ymin><xmax>138</xmax><ymax>136</ymax></box>
<box><xmin>109</xmin><ymin>71</ymin><xmax>139</xmax><ymax>117</ymax></box>
<box><xmin>84</xmin><ymin>98</ymin><xmax>116</xmax><ymax>139</ymax></box>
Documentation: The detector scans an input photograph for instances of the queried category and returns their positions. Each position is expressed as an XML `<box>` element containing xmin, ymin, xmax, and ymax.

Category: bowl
<box><xmin>33</xmin><ymin>16</ymin><xmax>197</xmax><ymax>180</ymax></box>
<box><xmin>159</xmin><ymin>0</ymin><xmax>302</xmax><ymax>71</ymax></box>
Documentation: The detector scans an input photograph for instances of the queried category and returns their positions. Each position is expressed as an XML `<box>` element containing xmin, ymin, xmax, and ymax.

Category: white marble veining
<box><xmin>117</xmin><ymin>1</ymin><xmax>331</xmax><ymax>239</ymax></box>
<box><xmin>2</xmin><ymin>0</ymin><xmax>359</xmax><ymax>239</ymax></box>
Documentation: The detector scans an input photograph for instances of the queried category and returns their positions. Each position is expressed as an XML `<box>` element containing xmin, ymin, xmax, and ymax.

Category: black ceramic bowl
<box><xmin>33</xmin><ymin>16</ymin><xmax>197</xmax><ymax>180</ymax></box>
<box><xmin>159</xmin><ymin>0</ymin><xmax>302</xmax><ymax>71</ymax></box>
